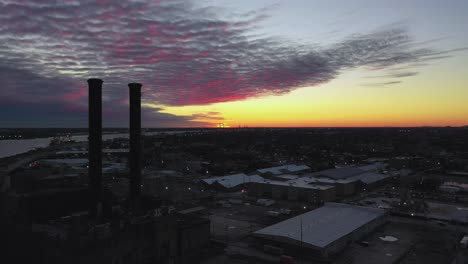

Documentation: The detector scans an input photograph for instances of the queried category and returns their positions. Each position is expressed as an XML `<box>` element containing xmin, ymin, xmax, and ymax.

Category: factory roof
<box><xmin>291</xmin><ymin>174</ymin><xmax>357</xmax><ymax>185</ymax></box>
<box><xmin>202</xmin><ymin>173</ymin><xmax>264</xmax><ymax>188</ymax></box>
<box><xmin>358</xmin><ymin>162</ymin><xmax>385</xmax><ymax>172</ymax></box>
<box><xmin>347</xmin><ymin>172</ymin><xmax>389</xmax><ymax>184</ymax></box>
<box><xmin>312</xmin><ymin>167</ymin><xmax>364</xmax><ymax>180</ymax></box>
<box><xmin>253</xmin><ymin>203</ymin><xmax>385</xmax><ymax>248</ymax></box>
<box><xmin>257</xmin><ymin>164</ymin><xmax>310</xmax><ymax>175</ymax></box>
<box><xmin>202</xmin><ymin>173</ymin><xmax>334</xmax><ymax>191</ymax></box>
<box><xmin>275</xmin><ymin>174</ymin><xmax>299</xmax><ymax>180</ymax></box>
<box><xmin>261</xmin><ymin>179</ymin><xmax>334</xmax><ymax>190</ymax></box>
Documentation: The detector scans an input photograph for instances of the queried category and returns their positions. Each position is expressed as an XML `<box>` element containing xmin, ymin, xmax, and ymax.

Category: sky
<box><xmin>0</xmin><ymin>0</ymin><xmax>467</xmax><ymax>128</ymax></box>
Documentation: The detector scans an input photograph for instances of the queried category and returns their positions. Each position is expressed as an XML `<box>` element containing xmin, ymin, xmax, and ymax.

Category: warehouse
<box><xmin>257</xmin><ymin>164</ymin><xmax>310</xmax><ymax>176</ymax></box>
<box><xmin>253</xmin><ymin>203</ymin><xmax>387</xmax><ymax>260</ymax></box>
<box><xmin>311</xmin><ymin>167</ymin><xmax>364</xmax><ymax>180</ymax></box>
<box><xmin>249</xmin><ymin>180</ymin><xmax>335</xmax><ymax>204</ymax></box>
<box><xmin>201</xmin><ymin>173</ymin><xmax>265</xmax><ymax>191</ymax></box>
<box><xmin>308</xmin><ymin>164</ymin><xmax>389</xmax><ymax>191</ymax></box>
<box><xmin>275</xmin><ymin>175</ymin><xmax>357</xmax><ymax>197</ymax></box>
<box><xmin>347</xmin><ymin>171</ymin><xmax>390</xmax><ymax>189</ymax></box>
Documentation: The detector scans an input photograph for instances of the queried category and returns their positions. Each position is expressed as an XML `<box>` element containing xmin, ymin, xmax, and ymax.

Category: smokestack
<box><xmin>129</xmin><ymin>83</ymin><xmax>142</xmax><ymax>210</ymax></box>
<box><xmin>87</xmin><ymin>78</ymin><xmax>103</xmax><ymax>217</ymax></box>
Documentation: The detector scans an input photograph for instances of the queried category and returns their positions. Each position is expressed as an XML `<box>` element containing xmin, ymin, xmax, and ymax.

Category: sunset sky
<box><xmin>1</xmin><ymin>0</ymin><xmax>467</xmax><ymax>127</ymax></box>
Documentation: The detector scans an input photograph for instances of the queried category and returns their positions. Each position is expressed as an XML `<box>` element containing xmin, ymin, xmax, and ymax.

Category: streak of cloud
<box><xmin>365</xmin><ymin>71</ymin><xmax>419</xmax><ymax>79</ymax></box>
<box><xmin>362</xmin><ymin>81</ymin><xmax>402</xmax><ymax>87</ymax></box>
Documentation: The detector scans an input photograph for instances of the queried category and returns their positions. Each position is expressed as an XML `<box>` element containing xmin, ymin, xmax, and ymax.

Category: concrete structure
<box><xmin>253</xmin><ymin>203</ymin><xmax>387</xmax><ymax>260</ymax></box>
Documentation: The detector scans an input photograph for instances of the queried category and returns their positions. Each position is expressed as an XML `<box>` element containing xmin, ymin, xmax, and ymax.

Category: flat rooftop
<box><xmin>257</xmin><ymin>164</ymin><xmax>310</xmax><ymax>175</ymax></box>
<box><xmin>253</xmin><ymin>202</ymin><xmax>385</xmax><ymax>249</ymax></box>
<box><xmin>202</xmin><ymin>173</ymin><xmax>264</xmax><ymax>188</ymax></box>
<box><xmin>311</xmin><ymin>167</ymin><xmax>364</xmax><ymax>180</ymax></box>
<box><xmin>261</xmin><ymin>179</ymin><xmax>334</xmax><ymax>190</ymax></box>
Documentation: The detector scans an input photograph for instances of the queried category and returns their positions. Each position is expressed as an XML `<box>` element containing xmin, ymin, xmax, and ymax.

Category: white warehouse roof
<box><xmin>347</xmin><ymin>172</ymin><xmax>389</xmax><ymax>184</ymax></box>
<box><xmin>261</xmin><ymin>179</ymin><xmax>334</xmax><ymax>191</ymax></box>
<box><xmin>202</xmin><ymin>173</ymin><xmax>264</xmax><ymax>188</ymax></box>
<box><xmin>253</xmin><ymin>203</ymin><xmax>385</xmax><ymax>249</ymax></box>
<box><xmin>257</xmin><ymin>164</ymin><xmax>310</xmax><ymax>175</ymax></box>
<box><xmin>312</xmin><ymin>167</ymin><xmax>364</xmax><ymax>180</ymax></box>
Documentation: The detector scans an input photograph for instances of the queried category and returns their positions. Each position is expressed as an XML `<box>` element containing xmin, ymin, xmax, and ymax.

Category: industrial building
<box><xmin>272</xmin><ymin>174</ymin><xmax>357</xmax><ymax>197</ymax></box>
<box><xmin>256</xmin><ymin>164</ymin><xmax>310</xmax><ymax>176</ymax></box>
<box><xmin>200</xmin><ymin>172</ymin><xmax>336</xmax><ymax>204</ymax></box>
<box><xmin>1</xmin><ymin>79</ymin><xmax>211</xmax><ymax>264</ymax></box>
<box><xmin>201</xmin><ymin>173</ymin><xmax>264</xmax><ymax>191</ymax></box>
<box><xmin>253</xmin><ymin>203</ymin><xmax>387</xmax><ymax>260</ymax></box>
<box><xmin>309</xmin><ymin>164</ymin><xmax>391</xmax><ymax>190</ymax></box>
<box><xmin>200</xmin><ymin>162</ymin><xmax>389</xmax><ymax>204</ymax></box>
<box><xmin>248</xmin><ymin>179</ymin><xmax>336</xmax><ymax>204</ymax></box>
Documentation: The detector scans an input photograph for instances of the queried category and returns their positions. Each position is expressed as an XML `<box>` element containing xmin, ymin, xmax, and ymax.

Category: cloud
<box><xmin>0</xmin><ymin>0</ymin><xmax>463</xmax><ymax>126</ymax></box>
<box><xmin>362</xmin><ymin>81</ymin><xmax>402</xmax><ymax>87</ymax></box>
<box><xmin>0</xmin><ymin>100</ymin><xmax>87</xmax><ymax>128</ymax></box>
<box><xmin>190</xmin><ymin>111</ymin><xmax>225</xmax><ymax>121</ymax></box>
<box><xmin>0</xmin><ymin>95</ymin><xmax>213</xmax><ymax>128</ymax></box>
<box><xmin>0</xmin><ymin>66</ymin><xmax>214</xmax><ymax>127</ymax></box>
<box><xmin>365</xmin><ymin>71</ymin><xmax>419</xmax><ymax>79</ymax></box>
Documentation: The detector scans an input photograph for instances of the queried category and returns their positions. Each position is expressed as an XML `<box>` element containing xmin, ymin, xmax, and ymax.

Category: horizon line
<box><xmin>1</xmin><ymin>126</ymin><xmax>467</xmax><ymax>129</ymax></box>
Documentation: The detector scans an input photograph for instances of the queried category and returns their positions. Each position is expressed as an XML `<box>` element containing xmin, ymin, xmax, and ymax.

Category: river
<box><xmin>0</xmin><ymin>133</ymin><xmax>129</xmax><ymax>159</ymax></box>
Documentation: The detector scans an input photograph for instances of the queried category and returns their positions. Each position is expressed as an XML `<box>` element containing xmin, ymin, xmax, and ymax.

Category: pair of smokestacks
<box><xmin>87</xmin><ymin>79</ymin><xmax>142</xmax><ymax>216</ymax></box>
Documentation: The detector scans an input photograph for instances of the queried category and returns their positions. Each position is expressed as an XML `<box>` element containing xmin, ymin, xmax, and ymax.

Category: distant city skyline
<box><xmin>1</xmin><ymin>0</ymin><xmax>467</xmax><ymax>128</ymax></box>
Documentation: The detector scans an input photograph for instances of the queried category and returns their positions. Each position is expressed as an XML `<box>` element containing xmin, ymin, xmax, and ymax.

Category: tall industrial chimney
<box><xmin>129</xmin><ymin>83</ymin><xmax>142</xmax><ymax>210</ymax></box>
<box><xmin>87</xmin><ymin>78</ymin><xmax>103</xmax><ymax>217</ymax></box>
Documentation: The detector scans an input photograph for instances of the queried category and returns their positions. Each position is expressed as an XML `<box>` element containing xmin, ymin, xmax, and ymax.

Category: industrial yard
<box><xmin>2</xmin><ymin>125</ymin><xmax>468</xmax><ymax>263</ymax></box>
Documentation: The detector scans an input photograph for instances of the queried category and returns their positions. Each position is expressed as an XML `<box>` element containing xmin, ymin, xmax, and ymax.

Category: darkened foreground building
<box><xmin>1</xmin><ymin>79</ymin><xmax>211</xmax><ymax>264</ymax></box>
<box><xmin>3</xmin><ymin>206</ymin><xmax>210</xmax><ymax>264</ymax></box>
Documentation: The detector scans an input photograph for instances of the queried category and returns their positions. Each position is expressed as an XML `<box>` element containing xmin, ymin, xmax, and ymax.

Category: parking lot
<box><xmin>208</xmin><ymin>203</ymin><xmax>270</xmax><ymax>242</ymax></box>
<box><xmin>334</xmin><ymin>219</ymin><xmax>460</xmax><ymax>264</ymax></box>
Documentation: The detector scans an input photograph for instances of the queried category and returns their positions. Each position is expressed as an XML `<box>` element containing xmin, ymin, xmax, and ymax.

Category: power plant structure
<box><xmin>128</xmin><ymin>83</ymin><xmax>142</xmax><ymax>212</ymax></box>
<box><xmin>87</xmin><ymin>78</ymin><xmax>103</xmax><ymax>217</ymax></box>
<box><xmin>87</xmin><ymin>79</ymin><xmax>145</xmax><ymax>215</ymax></box>
<box><xmin>1</xmin><ymin>78</ymin><xmax>211</xmax><ymax>264</ymax></box>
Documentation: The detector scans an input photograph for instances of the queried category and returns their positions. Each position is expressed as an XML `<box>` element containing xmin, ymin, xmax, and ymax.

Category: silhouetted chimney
<box><xmin>87</xmin><ymin>78</ymin><xmax>103</xmax><ymax>217</ymax></box>
<box><xmin>129</xmin><ymin>83</ymin><xmax>142</xmax><ymax>210</ymax></box>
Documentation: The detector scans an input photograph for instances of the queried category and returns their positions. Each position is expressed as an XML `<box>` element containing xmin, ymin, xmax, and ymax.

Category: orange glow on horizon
<box><xmin>156</xmin><ymin>59</ymin><xmax>468</xmax><ymax>128</ymax></box>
